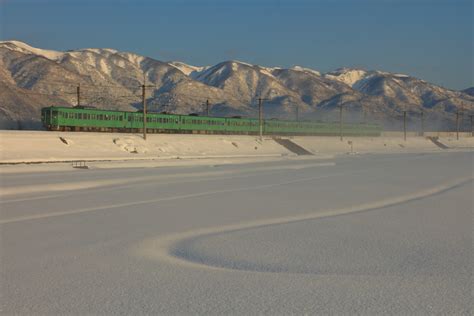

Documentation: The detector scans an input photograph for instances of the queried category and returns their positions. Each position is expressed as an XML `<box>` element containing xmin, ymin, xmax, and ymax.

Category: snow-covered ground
<box><xmin>1</xmin><ymin>151</ymin><xmax>472</xmax><ymax>314</ymax></box>
<box><xmin>1</xmin><ymin>130</ymin><xmax>472</xmax><ymax>164</ymax></box>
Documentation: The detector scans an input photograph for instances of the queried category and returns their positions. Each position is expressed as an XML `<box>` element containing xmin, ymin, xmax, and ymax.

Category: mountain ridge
<box><xmin>0</xmin><ymin>40</ymin><xmax>472</xmax><ymax>130</ymax></box>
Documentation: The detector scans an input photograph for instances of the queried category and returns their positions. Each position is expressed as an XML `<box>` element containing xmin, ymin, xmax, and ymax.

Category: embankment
<box><xmin>0</xmin><ymin>130</ymin><xmax>472</xmax><ymax>164</ymax></box>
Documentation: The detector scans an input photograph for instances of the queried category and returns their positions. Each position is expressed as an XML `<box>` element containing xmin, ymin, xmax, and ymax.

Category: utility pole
<box><xmin>456</xmin><ymin>110</ymin><xmax>459</xmax><ymax>140</ymax></box>
<box><xmin>142</xmin><ymin>75</ymin><xmax>147</xmax><ymax>140</ymax></box>
<box><xmin>420</xmin><ymin>109</ymin><xmax>424</xmax><ymax>137</ymax></box>
<box><xmin>258</xmin><ymin>98</ymin><xmax>263</xmax><ymax>141</ymax></box>
<box><xmin>470</xmin><ymin>115</ymin><xmax>473</xmax><ymax>137</ymax></box>
<box><xmin>206</xmin><ymin>99</ymin><xmax>210</xmax><ymax>116</ymax></box>
<box><xmin>257</xmin><ymin>98</ymin><xmax>268</xmax><ymax>141</ymax></box>
<box><xmin>339</xmin><ymin>104</ymin><xmax>343</xmax><ymax>141</ymax></box>
<box><xmin>403</xmin><ymin>111</ymin><xmax>407</xmax><ymax>141</ymax></box>
<box><xmin>76</xmin><ymin>84</ymin><xmax>81</xmax><ymax>106</ymax></box>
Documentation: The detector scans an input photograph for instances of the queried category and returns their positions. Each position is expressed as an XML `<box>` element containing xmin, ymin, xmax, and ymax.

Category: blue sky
<box><xmin>0</xmin><ymin>0</ymin><xmax>472</xmax><ymax>89</ymax></box>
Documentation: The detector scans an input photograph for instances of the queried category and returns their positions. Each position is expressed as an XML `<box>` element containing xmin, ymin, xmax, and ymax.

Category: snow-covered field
<box><xmin>1</xmin><ymin>150</ymin><xmax>472</xmax><ymax>314</ymax></box>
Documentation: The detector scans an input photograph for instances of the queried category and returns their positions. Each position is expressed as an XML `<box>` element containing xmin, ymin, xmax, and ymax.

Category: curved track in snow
<box><xmin>136</xmin><ymin>176</ymin><xmax>472</xmax><ymax>273</ymax></box>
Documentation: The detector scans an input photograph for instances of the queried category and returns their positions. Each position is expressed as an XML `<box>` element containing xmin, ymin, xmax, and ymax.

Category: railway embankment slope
<box><xmin>0</xmin><ymin>131</ymin><xmax>472</xmax><ymax>165</ymax></box>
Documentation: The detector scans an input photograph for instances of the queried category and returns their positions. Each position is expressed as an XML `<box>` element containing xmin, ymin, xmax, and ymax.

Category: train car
<box><xmin>41</xmin><ymin>106</ymin><xmax>128</xmax><ymax>132</ymax></box>
<box><xmin>41</xmin><ymin>106</ymin><xmax>382</xmax><ymax>136</ymax></box>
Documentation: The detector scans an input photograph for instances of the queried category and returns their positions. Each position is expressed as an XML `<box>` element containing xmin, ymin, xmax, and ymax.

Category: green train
<box><xmin>41</xmin><ymin>106</ymin><xmax>382</xmax><ymax>136</ymax></box>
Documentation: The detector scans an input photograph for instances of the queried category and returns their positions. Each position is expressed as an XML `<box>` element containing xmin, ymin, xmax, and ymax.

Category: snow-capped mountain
<box><xmin>462</xmin><ymin>87</ymin><xmax>474</xmax><ymax>96</ymax></box>
<box><xmin>0</xmin><ymin>40</ymin><xmax>472</xmax><ymax>129</ymax></box>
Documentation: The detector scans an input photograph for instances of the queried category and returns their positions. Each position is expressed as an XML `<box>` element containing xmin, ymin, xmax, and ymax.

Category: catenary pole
<box><xmin>403</xmin><ymin>111</ymin><xmax>407</xmax><ymax>141</ymax></box>
<box><xmin>456</xmin><ymin>110</ymin><xmax>459</xmax><ymax>140</ymax></box>
<box><xmin>258</xmin><ymin>98</ymin><xmax>263</xmax><ymax>141</ymax></box>
<box><xmin>142</xmin><ymin>80</ymin><xmax>147</xmax><ymax>140</ymax></box>
<box><xmin>470</xmin><ymin>115</ymin><xmax>473</xmax><ymax>137</ymax></box>
<box><xmin>76</xmin><ymin>84</ymin><xmax>81</xmax><ymax>106</ymax></box>
<box><xmin>420</xmin><ymin>109</ymin><xmax>424</xmax><ymax>136</ymax></box>
<box><xmin>339</xmin><ymin>105</ymin><xmax>343</xmax><ymax>141</ymax></box>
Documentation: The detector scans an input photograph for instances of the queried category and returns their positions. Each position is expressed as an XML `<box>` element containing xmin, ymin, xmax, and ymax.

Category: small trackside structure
<box><xmin>72</xmin><ymin>160</ymin><xmax>88</xmax><ymax>169</ymax></box>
